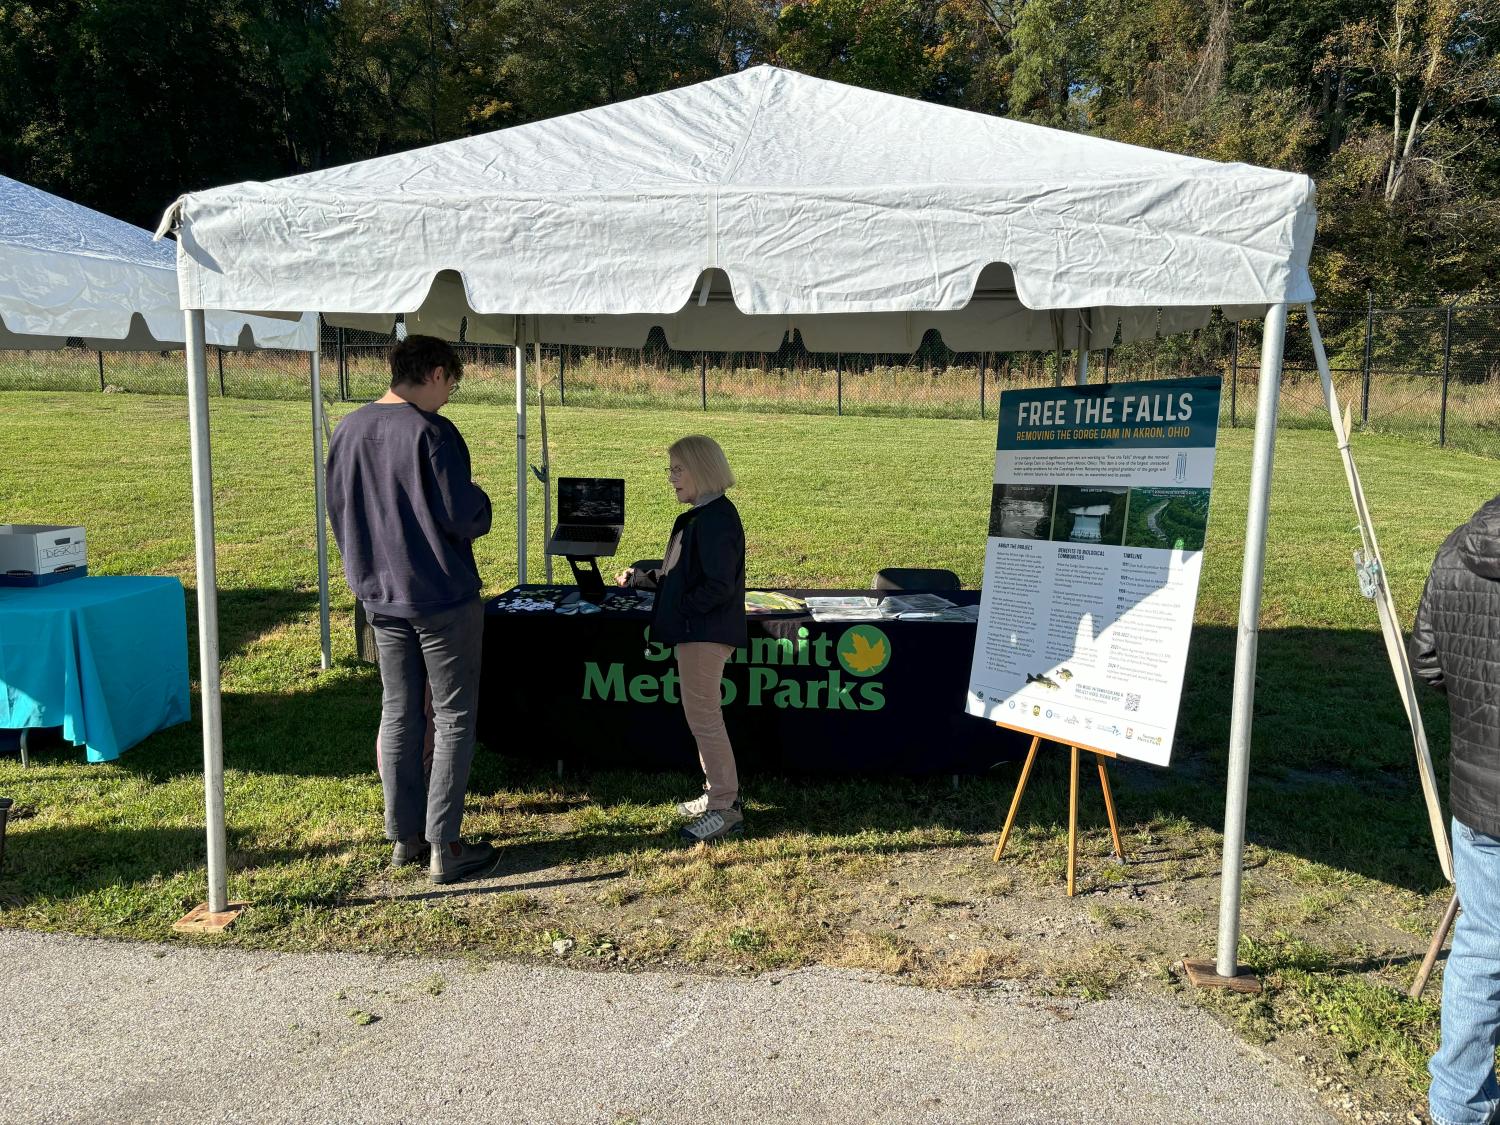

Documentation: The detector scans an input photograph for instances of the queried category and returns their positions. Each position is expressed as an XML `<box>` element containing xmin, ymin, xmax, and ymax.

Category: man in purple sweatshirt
<box><xmin>327</xmin><ymin>335</ymin><xmax>496</xmax><ymax>884</ymax></box>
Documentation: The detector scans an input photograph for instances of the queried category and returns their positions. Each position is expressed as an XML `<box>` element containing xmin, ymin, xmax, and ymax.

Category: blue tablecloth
<box><xmin>0</xmin><ymin>577</ymin><xmax>191</xmax><ymax>762</ymax></box>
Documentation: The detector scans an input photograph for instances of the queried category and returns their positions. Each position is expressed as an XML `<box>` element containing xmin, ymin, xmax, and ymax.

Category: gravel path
<box><xmin>0</xmin><ymin>930</ymin><xmax>1335</xmax><ymax>1124</ymax></box>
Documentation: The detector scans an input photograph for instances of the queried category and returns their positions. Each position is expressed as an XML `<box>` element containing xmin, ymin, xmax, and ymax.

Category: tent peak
<box><xmin>165</xmin><ymin>65</ymin><xmax>1316</xmax><ymax>326</ymax></box>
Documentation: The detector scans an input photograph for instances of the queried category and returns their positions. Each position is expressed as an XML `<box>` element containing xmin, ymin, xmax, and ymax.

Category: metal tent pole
<box><xmin>1076</xmin><ymin>310</ymin><xmax>1092</xmax><ymax>385</ymax></box>
<box><xmin>1213</xmin><ymin>302</ymin><xmax>1288</xmax><ymax>980</ymax></box>
<box><xmin>1051</xmin><ymin>311</ymin><xmax>1065</xmax><ymax>386</ymax></box>
<box><xmin>530</xmin><ymin>336</ymin><xmax>550</xmax><ymax>581</ymax></box>
<box><xmin>184</xmin><ymin>309</ymin><xmax>229</xmax><ymax>918</ymax></box>
<box><xmin>538</xmin><ymin>381</ymin><xmax>553</xmax><ymax>584</ymax></box>
<box><xmin>515</xmin><ymin>318</ymin><xmax>529</xmax><ymax>585</ymax></box>
<box><xmin>310</xmin><ymin>342</ymin><xmax>331</xmax><ymax>670</ymax></box>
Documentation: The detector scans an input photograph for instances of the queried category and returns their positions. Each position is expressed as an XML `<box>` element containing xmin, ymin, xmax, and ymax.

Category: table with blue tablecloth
<box><xmin>0</xmin><ymin>577</ymin><xmax>191</xmax><ymax>762</ymax></box>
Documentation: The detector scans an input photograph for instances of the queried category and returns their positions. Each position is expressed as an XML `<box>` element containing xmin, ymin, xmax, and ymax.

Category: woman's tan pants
<box><xmin>676</xmin><ymin>642</ymin><xmax>739</xmax><ymax>810</ymax></box>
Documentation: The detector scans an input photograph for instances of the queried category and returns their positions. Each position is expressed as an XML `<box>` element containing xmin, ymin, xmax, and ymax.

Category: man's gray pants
<box><xmin>368</xmin><ymin>597</ymin><xmax>484</xmax><ymax>845</ymax></box>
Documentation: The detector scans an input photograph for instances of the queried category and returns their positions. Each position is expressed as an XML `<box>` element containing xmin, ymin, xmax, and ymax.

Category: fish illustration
<box><xmin>1026</xmin><ymin>672</ymin><xmax>1061</xmax><ymax>691</ymax></box>
<box><xmin>1057</xmin><ymin>668</ymin><xmax>1074</xmax><ymax>681</ymax></box>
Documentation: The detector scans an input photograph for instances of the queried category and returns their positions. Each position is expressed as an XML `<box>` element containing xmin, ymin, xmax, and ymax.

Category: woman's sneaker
<box><xmin>678</xmin><ymin>806</ymin><xmax>744</xmax><ymax>845</ymax></box>
<box><xmin>675</xmin><ymin>789</ymin><xmax>711</xmax><ymax>818</ymax></box>
<box><xmin>676</xmin><ymin>791</ymin><xmax>741</xmax><ymax>819</ymax></box>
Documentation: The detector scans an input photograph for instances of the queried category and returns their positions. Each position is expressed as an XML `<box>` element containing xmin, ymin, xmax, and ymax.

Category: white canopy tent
<box><xmin>162</xmin><ymin>65</ymin><xmax>1317</xmax><ymax>975</ymax></box>
<box><xmin>0</xmin><ymin>173</ymin><xmax>335</xmax><ymax>673</ymax></box>
<box><xmin>1</xmin><ymin>173</ymin><xmax>316</xmax><ymax>350</ymax></box>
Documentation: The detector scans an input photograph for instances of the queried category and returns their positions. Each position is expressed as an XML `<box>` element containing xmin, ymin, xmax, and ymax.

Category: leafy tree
<box><xmin>490</xmin><ymin>0</ymin><xmax>771</xmax><ymax>123</ymax></box>
<box><xmin>0</xmin><ymin>0</ymin><xmax>1493</xmax><ymax>301</ymax></box>
<box><xmin>0</xmin><ymin>0</ymin><xmax>280</xmax><ymax>226</ymax></box>
<box><xmin>1323</xmin><ymin>0</ymin><xmax>1500</xmax><ymax>203</ymax></box>
<box><xmin>774</xmin><ymin>0</ymin><xmax>937</xmax><ymax>97</ymax></box>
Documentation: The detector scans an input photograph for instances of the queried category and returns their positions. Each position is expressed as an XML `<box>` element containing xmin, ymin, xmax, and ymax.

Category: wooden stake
<box><xmin>1067</xmin><ymin>744</ymin><xmax>1080</xmax><ymax>897</ymax></box>
<box><xmin>1096</xmin><ymin>754</ymin><xmax>1126</xmax><ymax>860</ymax></box>
<box><xmin>1410</xmin><ymin>891</ymin><xmax>1461</xmax><ymax>1000</ymax></box>
<box><xmin>993</xmin><ymin>735</ymin><xmax>1041</xmax><ymax>862</ymax></box>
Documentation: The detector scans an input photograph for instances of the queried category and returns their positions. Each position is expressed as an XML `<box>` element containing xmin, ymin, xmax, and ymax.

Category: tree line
<box><xmin>2</xmin><ymin>0</ymin><xmax>1495</xmax><ymax>306</ymax></box>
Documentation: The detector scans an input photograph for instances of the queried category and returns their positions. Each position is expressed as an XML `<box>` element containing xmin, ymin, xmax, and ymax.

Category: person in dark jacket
<box><xmin>1412</xmin><ymin>494</ymin><xmax>1500</xmax><ymax>1125</ymax></box>
<box><xmin>617</xmin><ymin>435</ymin><xmax>747</xmax><ymax>844</ymax></box>
<box><xmin>327</xmin><ymin>334</ymin><xmax>497</xmax><ymax>885</ymax></box>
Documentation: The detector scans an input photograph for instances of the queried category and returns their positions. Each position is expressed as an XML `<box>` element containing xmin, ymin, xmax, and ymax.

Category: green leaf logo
<box><xmin>838</xmin><ymin>625</ymin><xmax>891</xmax><ymax>677</ymax></box>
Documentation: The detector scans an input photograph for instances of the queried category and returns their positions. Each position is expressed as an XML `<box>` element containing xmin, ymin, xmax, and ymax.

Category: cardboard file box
<box><xmin>0</xmin><ymin>524</ymin><xmax>88</xmax><ymax>586</ymax></box>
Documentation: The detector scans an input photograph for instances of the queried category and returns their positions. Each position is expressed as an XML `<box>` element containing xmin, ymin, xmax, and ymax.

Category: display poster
<box><xmin>965</xmin><ymin>376</ymin><xmax>1222</xmax><ymax>766</ymax></box>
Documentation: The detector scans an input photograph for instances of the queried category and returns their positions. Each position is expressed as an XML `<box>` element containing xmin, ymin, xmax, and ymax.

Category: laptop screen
<box><xmin>558</xmin><ymin>477</ymin><xmax>624</xmax><ymax>523</ymax></box>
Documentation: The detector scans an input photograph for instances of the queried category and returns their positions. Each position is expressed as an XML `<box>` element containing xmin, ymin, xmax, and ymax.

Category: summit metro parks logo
<box><xmin>836</xmin><ymin>625</ymin><xmax>890</xmax><ymax>677</ymax></box>
<box><xmin>581</xmin><ymin>624</ymin><xmax>892</xmax><ymax>711</ymax></box>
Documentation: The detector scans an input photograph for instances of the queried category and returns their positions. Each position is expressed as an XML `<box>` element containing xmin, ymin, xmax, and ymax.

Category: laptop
<box><xmin>546</xmin><ymin>477</ymin><xmax>625</xmax><ymax>557</ymax></box>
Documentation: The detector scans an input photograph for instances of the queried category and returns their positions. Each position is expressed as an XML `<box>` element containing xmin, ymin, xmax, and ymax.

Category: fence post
<box><xmin>836</xmin><ymin>353</ymin><xmax>843</xmax><ymax>416</ymax></box>
<box><xmin>1230</xmin><ymin>322</ymin><xmax>1239</xmax><ymax>428</ymax></box>
<box><xmin>1440</xmin><ymin>304</ymin><xmax>1454</xmax><ymax>447</ymax></box>
<box><xmin>217</xmin><ymin>347</ymin><xmax>225</xmax><ymax>396</ymax></box>
<box><xmin>337</xmin><ymin>328</ymin><xmax>347</xmax><ymax>401</ymax></box>
<box><xmin>700</xmin><ymin>351</ymin><xmax>707</xmax><ymax>410</ymax></box>
<box><xmin>559</xmin><ymin>347</ymin><xmax>566</xmax><ymax>405</ymax></box>
<box><xmin>1361</xmin><ymin>291</ymin><xmax>1374</xmax><ymax>424</ymax></box>
<box><xmin>97</xmin><ymin>350</ymin><xmax>105</xmax><ymax>392</ymax></box>
<box><xmin>978</xmin><ymin>351</ymin><xmax>987</xmax><ymax>419</ymax></box>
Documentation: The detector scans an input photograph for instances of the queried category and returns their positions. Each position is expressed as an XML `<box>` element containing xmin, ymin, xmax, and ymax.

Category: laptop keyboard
<box><xmin>553</xmin><ymin>524</ymin><xmax>618</xmax><ymax>541</ymax></box>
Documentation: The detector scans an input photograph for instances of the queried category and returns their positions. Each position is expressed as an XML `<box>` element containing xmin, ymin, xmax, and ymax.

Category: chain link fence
<box><xmin>1219</xmin><ymin>305</ymin><xmax>1500</xmax><ymax>454</ymax></box>
<box><xmin>0</xmin><ymin>341</ymin><xmax>318</xmax><ymax>400</ymax></box>
<box><xmin>4</xmin><ymin>303</ymin><xmax>1499</xmax><ymax>455</ymax></box>
<box><xmin>337</xmin><ymin>328</ymin><xmax>1074</xmax><ymax>419</ymax></box>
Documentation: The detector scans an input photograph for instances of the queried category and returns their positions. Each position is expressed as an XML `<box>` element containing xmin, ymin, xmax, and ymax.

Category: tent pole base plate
<box><xmin>1183</xmin><ymin>958</ymin><xmax>1262</xmax><ymax>993</ymax></box>
<box><xmin>173</xmin><ymin>901</ymin><xmax>247</xmax><ymax>934</ymax></box>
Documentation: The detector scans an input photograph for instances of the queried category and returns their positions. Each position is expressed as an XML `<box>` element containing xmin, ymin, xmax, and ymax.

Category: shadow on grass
<box><xmin>0</xmin><ymin>823</ymin><xmax>355</xmax><ymax>898</ymax></box>
<box><xmin>1242</xmin><ymin>936</ymin><xmax>1434</xmax><ymax>978</ymax></box>
<box><xmin>488</xmin><ymin>623</ymin><xmax>1453</xmax><ymax>893</ymax></box>
<box><xmin>353</xmin><ymin>866</ymin><xmax>627</xmax><ymax>907</ymax></box>
<box><xmin>214</xmin><ymin>587</ymin><xmax>329</xmax><ymax>662</ymax></box>
<box><xmin>73</xmin><ymin>620</ymin><xmax>1454</xmax><ymax>898</ymax></box>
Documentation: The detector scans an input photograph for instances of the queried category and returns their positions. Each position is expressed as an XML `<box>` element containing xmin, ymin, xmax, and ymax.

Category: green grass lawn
<box><xmin>0</xmin><ymin>389</ymin><xmax>1494</xmax><ymax>1114</ymax></box>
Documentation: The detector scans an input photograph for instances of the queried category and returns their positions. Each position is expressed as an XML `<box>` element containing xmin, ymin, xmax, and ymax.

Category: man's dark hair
<box><xmin>390</xmin><ymin>334</ymin><xmax>463</xmax><ymax>388</ymax></box>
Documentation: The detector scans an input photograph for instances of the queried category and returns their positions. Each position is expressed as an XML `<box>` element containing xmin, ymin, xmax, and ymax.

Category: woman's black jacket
<box><xmin>650</xmin><ymin>495</ymin><xmax>747</xmax><ymax>648</ymax></box>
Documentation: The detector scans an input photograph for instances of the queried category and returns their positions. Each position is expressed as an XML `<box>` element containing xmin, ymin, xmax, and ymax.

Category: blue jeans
<box><xmin>368</xmin><ymin>598</ymin><xmax>484</xmax><ymax>846</ymax></box>
<box><xmin>1431</xmin><ymin>818</ymin><xmax>1500</xmax><ymax>1125</ymax></box>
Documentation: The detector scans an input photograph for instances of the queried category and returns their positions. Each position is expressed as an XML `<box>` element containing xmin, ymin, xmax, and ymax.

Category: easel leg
<box><xmin>1410</xmin><ymin>891</ymin><xmax>1461</xmax><ymax>1000</ymax></box>
<box><xmin>993</xmin><ymin>735</ymin><xmax>1041</xmax><ymax>862</ymax></box>
<box><xmin>1096</xmin><ymin>754</ymin><xmax>1125</xmax><ymax>860</ymax></box>
<box><xmin>1067</xmin><ymin>744</ymin><xmax>1080</xmax><ymax>897</ymax></box>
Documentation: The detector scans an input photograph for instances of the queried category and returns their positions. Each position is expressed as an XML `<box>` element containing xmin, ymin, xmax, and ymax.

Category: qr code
<box><xmin>1125</xmin><ymin>693</ymin><xmax>1141</xmax><ymax>712</ymax></box>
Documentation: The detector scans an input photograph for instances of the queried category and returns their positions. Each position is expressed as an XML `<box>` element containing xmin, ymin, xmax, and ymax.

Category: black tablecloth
<box><xmin>478</xmin><ymin>586</ymin><xmax>1026</xmax><ymax>776</ymax></box>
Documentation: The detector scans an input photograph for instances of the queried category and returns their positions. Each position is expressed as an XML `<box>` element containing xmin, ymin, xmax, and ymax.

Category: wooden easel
<box><xmin>992</xmin><ymin>734</ymin><xmax>1126</xmax><ymax>896</ymax></box>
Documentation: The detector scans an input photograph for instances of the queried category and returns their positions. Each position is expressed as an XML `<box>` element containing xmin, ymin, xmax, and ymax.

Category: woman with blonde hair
<box><xmin>618</xmin><ymin>435</ymin><xmax>747</xmax><ymax>843</ymax></box>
